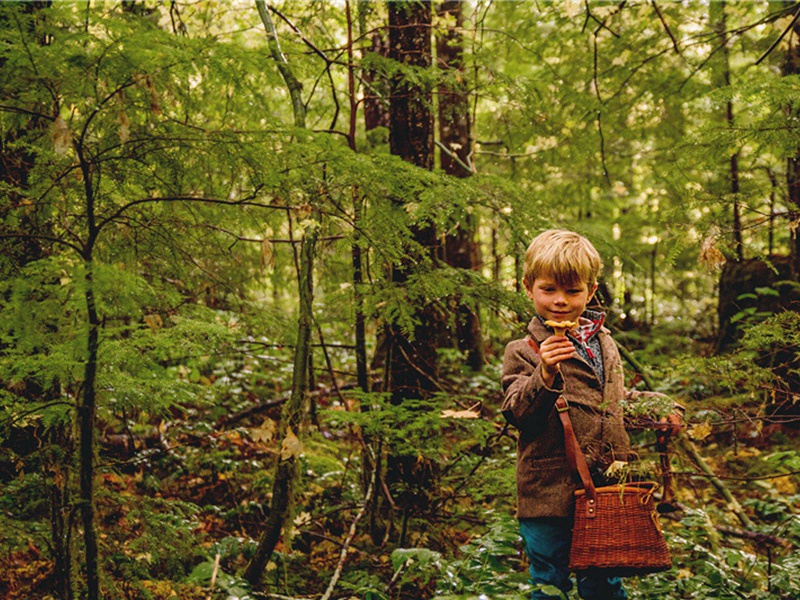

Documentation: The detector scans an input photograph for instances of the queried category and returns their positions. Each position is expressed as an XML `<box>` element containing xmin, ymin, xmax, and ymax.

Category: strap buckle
<box><xmin>556</xmin><ymin>397</ymin><xmax>570</xmax><ymax>413</ymax></box>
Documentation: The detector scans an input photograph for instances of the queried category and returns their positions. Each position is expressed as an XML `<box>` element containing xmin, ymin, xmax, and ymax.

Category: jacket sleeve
<box><xmin>500</xmin><ymin>339</ymin><xmax>564</xmax><ymax>431</ymax></box>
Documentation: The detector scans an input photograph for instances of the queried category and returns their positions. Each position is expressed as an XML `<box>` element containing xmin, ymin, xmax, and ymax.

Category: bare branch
<box><xmin>652</xmin><ymin>1</ymin><xmax>681</xmax><ymax>55</ymax></box>
<box><xmin>755</xmin><ymin>3</ymin><xmax>800</xmax><ymax>66</ymax></box>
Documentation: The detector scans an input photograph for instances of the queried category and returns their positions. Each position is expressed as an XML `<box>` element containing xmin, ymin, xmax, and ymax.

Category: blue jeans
<box><xmin>519</xmin><ymin>517</ymin><xmax>628</xmax><ymax>600</ymax></box>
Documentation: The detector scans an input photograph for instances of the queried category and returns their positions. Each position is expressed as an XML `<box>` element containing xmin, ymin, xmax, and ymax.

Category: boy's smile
<box><xmin>525</xmin><ymin>276</ymin><xmax>597</xmax><ymax>324</ymax></box>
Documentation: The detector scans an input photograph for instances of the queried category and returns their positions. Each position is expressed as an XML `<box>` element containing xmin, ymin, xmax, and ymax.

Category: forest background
<box><xmin>1</xmin><ymin>1</ymin><xmax>799</xmax><ymax>599</ymax></box>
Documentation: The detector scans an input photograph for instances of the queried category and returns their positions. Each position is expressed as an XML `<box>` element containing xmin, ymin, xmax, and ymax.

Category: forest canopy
<box><xmin>1</xmin><ymin>1</ymin><xmax>799</xmax><ymax>599</ymax></box>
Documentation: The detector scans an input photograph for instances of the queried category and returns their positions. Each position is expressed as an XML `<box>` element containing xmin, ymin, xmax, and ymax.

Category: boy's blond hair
<box><xmin>523</xmin><ymin>229</ymin><xmax>602</xmax><ymax>290</ymax></box>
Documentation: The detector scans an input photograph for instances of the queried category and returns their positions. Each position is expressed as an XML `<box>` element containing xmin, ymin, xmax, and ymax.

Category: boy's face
<box><xmin>525</xmin><ymin>275</ymin><xmax>597</xmax><ymax>324</ymax></box>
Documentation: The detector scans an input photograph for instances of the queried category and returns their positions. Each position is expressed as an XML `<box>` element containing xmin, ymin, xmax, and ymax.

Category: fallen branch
<box><xmin>677</xmin><ymin>437</ymin><xmax>754</xmax><ymax>529</ymax></box>
<box><xmin>206</xmin><ymin>553</ymin><xmax>220</xmax><ymax>600</ymax></box>
<box><xmin>319</xmin><ymin>459</ymin><xmax>378</xmax><ymax>600</ymax></box>
<box><xmin>217</xmin><ymin>383</ymin><xmax>362</xmax><ymax>428</ymax></box>
<box><xmin>715</xmin><ymin>525</ymin><xmax>793</xmax><ymax>549</ymax></box>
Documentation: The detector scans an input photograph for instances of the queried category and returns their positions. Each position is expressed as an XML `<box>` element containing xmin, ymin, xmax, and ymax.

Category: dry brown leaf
<box><xmin>251</xmin><ymin>418</ymin><xmax>277</xmax><ymax>443</ymax></box>
<box><xmin>699</xmin><ymin>231</ymin><xmax>726</xmax><ymax>271</ymax></box>
<box><xmin>280</xmin><ymin>427</ymin><xmax>302</xmax><ymax>460</ymax></box>
<box><xmin>440</xmin><ymin>409</ymin><xmax>480</xmax><ymax>419</ymax></box>
<box><xmin>118</xmin><ymin>111</ymin><xmax>130</xmax><ymax>145</ymax></box>
<box><xmin>51</xmin><ymin>116</ymin><xmax>72</xmax><ymax>155</ymax></box>
<box><xmin>143</xmin><ymin>313</ymin><xmax>163</xmax><ymax>332</ymax></box>
<box><xmin>261</xmin><ymin>238</ymin><xmax>274</xmax><ymax>269</ymax></box>
<box><xmin>688</xmin><ymin>420</ymin><xmax>713</xmax><ymax>441</ymax></box>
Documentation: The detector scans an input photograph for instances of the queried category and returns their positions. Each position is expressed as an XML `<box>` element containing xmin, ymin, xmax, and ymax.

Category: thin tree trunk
<box><xmin>713</xmin><ymin>1</ymin><xmax>744</xmax><ymax>261</ymax></box>
<box><xmin>347</xmin><ymin>0</ymin><xmax>368</xmax><ymax>394</ymax></box>
<box><xmin>244</xmin><ymin>216</ymin><xmax>318</xmax><ymax>584</ymax></box>
<box><xmin>255</xmin><ymin>0</ymin><xmax>305</xmax><ymax>129</ymax></box>
<box><xmin>79</xmin><ymin>256</ymin><xmax>100</xmax><ymax>600</ymax></box>
<box><xmin>244</xmin><ymin>0</ymin><xmax>313</xmax><ymax>585</ymax></box>
<box><xmin>48</xmin><ymin>432</ymin><xmax>72</xmax><ymax>600</ymax></box>
<box><xmin>784</xmin><ymin>11</ymin><xmax>800</xmax><ymax>276</ymax></box>
<box><xmin>437</xmin><ymin>0</ymin><xmax>484</xmax><ymax>371</ymax></box>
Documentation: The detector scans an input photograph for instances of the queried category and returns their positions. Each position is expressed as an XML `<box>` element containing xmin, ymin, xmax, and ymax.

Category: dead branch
<box><xmin>319</xmin><ymin>458</ymin><xmax>377</xmax><ymax>600</ymax></box>
<box><xmin>677</xmin><ymin>437</ymin><xmax>754</xmax><ymax>529</ymax></box>
<box><xmin>715</xmin><ymin>525</ymin><xmax>793</xmax><ymax>549</ymax></box>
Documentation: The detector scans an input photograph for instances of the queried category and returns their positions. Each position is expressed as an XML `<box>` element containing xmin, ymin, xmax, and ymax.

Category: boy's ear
<box><xmin>524</xmin><ymin>282</ymin><xmax>535</xmax><ymax>301</ymax></box>
<box><xmin>587</xmin><ymin>281</ymin><xmax>598</xmax><ymax>302</ymax></box>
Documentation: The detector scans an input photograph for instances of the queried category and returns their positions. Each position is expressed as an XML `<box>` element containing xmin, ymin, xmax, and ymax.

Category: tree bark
<box><xmin>244</xmin><ymin>213</ymin><xmax>318</xmax><ymax>585</ymax></box>
<box><xmin>437</xmin><ymin>0</ymin><xmax>484</xmax><ymax>371</ymax></box>
<box><xmin>385</xmin><ymin>0</ymin><xmax>440</xmax><ymax>540</ymax></box>
<box><xmin>386</xmin><ymin>0</ymin><xmax>438</xmax><ymax>397</ymax></box>
<box><xmin>79</xmin><ymin>229</ymin><xmax>100</xmax><ymax>600</ymax></box>
<box><xmin>389</xmin><ymin>1</ymin><xmax>434</xmax><ymax>170</ymax></box>
<box><xmin>712</xmin><ymin>1</ymin><xmax>744</xmax><ymax>262</ymax></box>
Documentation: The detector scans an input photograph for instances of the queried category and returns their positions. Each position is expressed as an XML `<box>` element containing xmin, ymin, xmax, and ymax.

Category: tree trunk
<box><xmin>386</xmin><ymin>0</ymin><xmax>438</xmax><ymax>397</ymax></box>
<box><xmin>389</xmin><ymin>1</ymin><xmax>434</xmax><ymax>170</ymax></box>
<box><xmin>79</xmin><ymin>254</ymin><xmax>100</xmax><ymax>600</ymax></box>
<box><xmin>360</xmin><ymin>4</ymin><xmax>390</xmax><ymax>136</ymax></box>
<box><xmin>437</xmin><ymin>0</ymin><xmax>484</xmax><ymax>371</ymax></box>
<box><xmin>385</xmin><ymin>0</ymin><xmax>440</xmax><ymax>542</ymax></box>
<box><xmin>244</xmin><ymin>213</ymin><xmax>318</xmax><ymax>585</ymax></box>
<box><xmin>784</xmin><ymin>9</ymin><xmax>800</xmax><ymax>276</ymax></box>
<box><xmin>244</xmin><ymin>0</ymin><xmax>314</xmax><ymax>586</ymax></box>
<box><xmin>712</xmin><ymin>1</ymin><xmax>744</xmax><ymax>262</ymax></box>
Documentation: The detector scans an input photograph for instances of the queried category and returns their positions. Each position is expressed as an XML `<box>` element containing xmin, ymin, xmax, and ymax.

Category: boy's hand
<box><xmin>539</xmin><ymin>335</ymin><xmax>577</xmax><ymax>387</ymax></box>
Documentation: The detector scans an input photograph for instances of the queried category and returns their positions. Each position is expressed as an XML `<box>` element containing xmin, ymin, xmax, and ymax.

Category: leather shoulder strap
<box><xmin>527</xmin><ymin>337</ymin><xmax>597</xmax><ymax>503</ymax></box>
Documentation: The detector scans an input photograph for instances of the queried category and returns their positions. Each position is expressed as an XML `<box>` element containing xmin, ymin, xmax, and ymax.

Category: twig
<box><xmin>207</xmin><ymin>553</ymin><xmax>221</xmax><ymax>600</ymax></box>
<box><xmin>614</xmin><ymin>339</ymin><xmax>656</xmax><ymax>391</ymax></box>
<box><xmin>652</xmin><ymin>1</ymin><xmax>681</xmax><ymax>55</ymax></box>
<box><xmin>434</xmin><ymin>139</ymin><xmax>474</xmax><ymax>175</ymax></box>
<box><xmin>755</xmin><ymin>3</ymin><xmax>800</xmax><ymax>66</ymax></box>
<box><xmin>318</xmin><ymin>461</ymin><xmax>377</xmax><ymax>600</ymax></box>
<box><xmin>386</xmin><ymin>557</ymin><xmax>412</xmax><ymax>593</ymax></box>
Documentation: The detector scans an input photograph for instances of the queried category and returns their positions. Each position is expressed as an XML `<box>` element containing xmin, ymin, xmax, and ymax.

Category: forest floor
<box><xmin>2</xmin><ymin>345</ymin><xmax>799</xmax><ymax>600</ymax></box>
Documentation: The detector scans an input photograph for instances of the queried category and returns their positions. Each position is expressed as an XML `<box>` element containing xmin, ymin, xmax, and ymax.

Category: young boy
<box><xmin>501</xmin><ymin>230</ymin><xmax>681</xmax><ymax>600</ymax></box>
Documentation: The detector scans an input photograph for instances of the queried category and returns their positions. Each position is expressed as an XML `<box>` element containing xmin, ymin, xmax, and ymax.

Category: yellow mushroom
<box><xmin>544</xmin><ymin>319</ymin><xmax>578</xmax><ymax>337</ymax></box>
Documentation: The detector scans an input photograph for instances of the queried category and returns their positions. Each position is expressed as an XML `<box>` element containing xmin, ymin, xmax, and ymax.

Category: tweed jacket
<box><xmin>501</xmin><ymin>314</ymin><xmax>632</xmax><ymax>519</ymax></box>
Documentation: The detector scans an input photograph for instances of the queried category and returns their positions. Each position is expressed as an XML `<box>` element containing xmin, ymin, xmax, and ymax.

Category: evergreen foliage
<box><xmin>1</xmin><ymin>1</ymin><xmax>799</xmax><ymax>599</ymax></box>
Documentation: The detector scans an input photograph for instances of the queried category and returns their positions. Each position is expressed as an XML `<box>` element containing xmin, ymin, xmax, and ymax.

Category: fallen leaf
<box><xmin>440</xmin><ymin>409</ymin><xmax>480</xmax><ymax>419</ymax></box>
<box><xmin>51</xmin><ymin>116</ymin><xmax>72</xmax><ymax>155</ymax></box>
<box><xmin>689</xmin><ymin>420</ymin><xmax>713</xmax><ymax>441</ymax></box>
<box><xmin>280</xmin><ymin>427</ymin><xmax>302</xmax><ymax>460</ymax></box>
<box><xmin>251</xmin><ymin>418</ymin><xmax>277</xmax><ymax>443</ymax></box>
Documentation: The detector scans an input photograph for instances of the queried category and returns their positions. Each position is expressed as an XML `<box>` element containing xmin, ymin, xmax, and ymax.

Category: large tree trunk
<box><xmin>437</xmin><ymin>0</ymin><xmax>484</xmax><ymax>371</ymax></box>
<box><xmin>387</xmin><ymin>0</ymin><xmax>437</xmax><ymax>396</ymax></box>
<box><xmin>385</xmin><ymin>0</ymin><xmax>440</xmax><ymax>545</ymax></box>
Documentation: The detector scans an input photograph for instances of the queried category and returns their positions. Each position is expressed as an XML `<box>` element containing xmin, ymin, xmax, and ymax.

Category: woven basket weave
<box><xmin>569</xmin><ymin>482</ymin><xmax>672</xmax><ymax>575</ymax></box>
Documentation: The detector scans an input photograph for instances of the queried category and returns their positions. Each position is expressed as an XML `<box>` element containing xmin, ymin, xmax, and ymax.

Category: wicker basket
<box><xmin>569</xmin><ymin>482</ymin><xmax>672</xmax><ymax>575</ymax></box>
<box><xmin>547</xmin><ymin>390</ymin><xmax>673</xmax><ymax>576</ymax></box>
